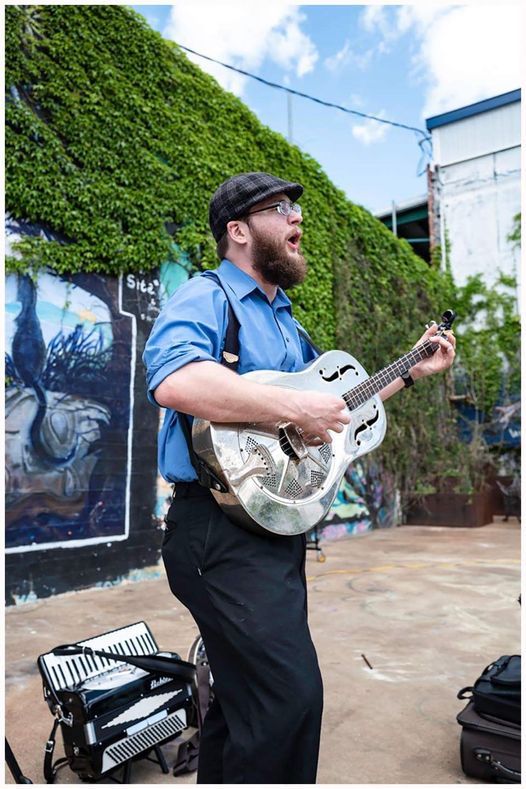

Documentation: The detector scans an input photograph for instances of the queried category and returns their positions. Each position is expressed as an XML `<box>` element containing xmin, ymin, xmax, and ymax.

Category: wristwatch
<box><xmin>401</xmin><ymin>369</ymin><xmax>414</xmax><ymax>388</ymax></box>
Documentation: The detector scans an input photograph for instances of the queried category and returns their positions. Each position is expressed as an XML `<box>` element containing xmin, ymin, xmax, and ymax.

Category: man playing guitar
<box><xmin>143</xmin><ymin>172</ymin><xmax>455</xmax><ymax>783</ymax></box>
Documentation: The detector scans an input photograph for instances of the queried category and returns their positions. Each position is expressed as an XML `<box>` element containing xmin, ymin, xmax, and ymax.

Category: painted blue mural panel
<box><xmin>5</xmin><ymin>218</ymin><xmax>135</xmax><ymax>553</ymax></box>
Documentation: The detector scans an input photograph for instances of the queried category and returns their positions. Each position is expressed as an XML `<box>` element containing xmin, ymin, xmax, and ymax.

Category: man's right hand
<box><xmin>288</xmin><ymin>391</ymin><xmax>351</xmax><ymax>445</ymax></box>
<box><xmin>155</xmin><ymin>361</ymin><xmax>351</xmax><ymax>444</ymax></box>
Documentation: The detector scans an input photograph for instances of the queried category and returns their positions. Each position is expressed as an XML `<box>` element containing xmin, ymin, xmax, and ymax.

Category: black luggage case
<box><xmin>457</xmin><ymin>700</ymin><xmax>521</xmax><ymax>783</ymax></box>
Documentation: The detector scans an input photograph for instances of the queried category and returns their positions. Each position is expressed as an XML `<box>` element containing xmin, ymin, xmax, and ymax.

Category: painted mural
<box><xmin>5</xmin><ymin>216</ymin><xmax>135</xmax><ymax>553</ymax></box>
<box><xmin>321</xmin><ymin>460</ymin><xmax>399</xmax><ymax>539</ymax></box>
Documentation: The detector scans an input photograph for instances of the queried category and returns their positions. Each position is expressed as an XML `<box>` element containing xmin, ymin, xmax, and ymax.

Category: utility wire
<box><xmin>177</xmin><ymin>43</ymin><xmax>431</xmax><ymax>144</ymax></box>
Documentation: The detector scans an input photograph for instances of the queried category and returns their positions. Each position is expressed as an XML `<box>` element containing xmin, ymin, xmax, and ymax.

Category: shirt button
<box><xmin>285</xmin><ymin>337</ymin><xmax>290</xmax><ymax>343</ymax></box>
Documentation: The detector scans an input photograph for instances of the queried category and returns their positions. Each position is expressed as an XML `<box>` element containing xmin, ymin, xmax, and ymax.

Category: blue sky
<box><xmin>131</xmin><ymin>4</ymin><xmax>522</xmax><ymax>214</ymax></box>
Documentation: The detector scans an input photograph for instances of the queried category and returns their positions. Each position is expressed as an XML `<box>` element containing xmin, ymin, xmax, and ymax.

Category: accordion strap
<box><xmin>172</xmin><ymin>661</ymin><xmax>211</xmax><ymax>776</ymax></box>
<box><xmin>51</xmin><ymin>644</ymin><xmax>196</xmax><ymax>684</ymax></box>
<box><xmin>43</xmin><ymin>718</ymin><xmax>69</xmax><ymax>784</ymax></box>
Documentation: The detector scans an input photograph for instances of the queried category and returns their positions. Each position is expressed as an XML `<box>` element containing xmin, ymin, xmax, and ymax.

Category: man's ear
<box><xmin>226</xmin><ymin>219</ymin><xmax>249</xmax><ymax>246</ymax></box>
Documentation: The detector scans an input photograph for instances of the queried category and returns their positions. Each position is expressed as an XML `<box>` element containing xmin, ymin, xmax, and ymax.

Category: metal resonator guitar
<box><xmin>192</xmin><ymin>310</ymin><xmax>455</xmax><ymax>536</ymax></box>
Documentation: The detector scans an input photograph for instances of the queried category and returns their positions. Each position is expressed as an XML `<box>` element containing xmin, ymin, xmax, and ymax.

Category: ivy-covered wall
<box><xmin>5</xmin><ymin>5</ymin><xmax>457</xmax><ymax>602</ymax></box>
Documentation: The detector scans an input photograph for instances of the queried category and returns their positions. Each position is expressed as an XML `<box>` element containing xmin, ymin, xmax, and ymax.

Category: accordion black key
<box><xmin>37</xmin><ymin>621</ymin><xmax>194</xmax><ymax>782</ymax></box>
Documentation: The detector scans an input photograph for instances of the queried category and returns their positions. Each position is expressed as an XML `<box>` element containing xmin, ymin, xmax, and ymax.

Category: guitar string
<box><xmin>343</xmin><ymin>339</ymin><xmax>438</xmax><ymax>410</ymax></box>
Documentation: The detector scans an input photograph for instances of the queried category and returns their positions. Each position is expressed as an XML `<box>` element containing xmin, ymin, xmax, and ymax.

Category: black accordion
<box><xmin>37</xmin><ymin>621</ymin><xmax>194</xmax><ymax>782</ymax></box>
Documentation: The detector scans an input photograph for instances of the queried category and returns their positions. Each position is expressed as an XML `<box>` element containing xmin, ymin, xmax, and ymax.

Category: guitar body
<box><xmin>192</xmin><ymin>351</ymin><xmax>387</xmax><ymax>536</ymax></box>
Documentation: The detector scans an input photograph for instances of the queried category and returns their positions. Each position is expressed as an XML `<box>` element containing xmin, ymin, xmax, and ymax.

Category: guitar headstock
<box><xmin>421</xmin><ymin>309</ymin><xmax>456</xmax><ymax>357</ymax></box>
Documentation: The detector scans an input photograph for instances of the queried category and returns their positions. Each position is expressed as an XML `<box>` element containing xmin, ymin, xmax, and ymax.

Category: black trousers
<box><xmin>162</xmin><ymin>484</ymin><xmax>323</xmax><ymax>784</ymax></box>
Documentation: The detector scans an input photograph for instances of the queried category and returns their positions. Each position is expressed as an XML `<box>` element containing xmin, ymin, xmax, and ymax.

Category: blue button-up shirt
<box><xmin>143</xmin><ymin>259</ymin><xmax>317</xmax><ymax>482</ymax></box>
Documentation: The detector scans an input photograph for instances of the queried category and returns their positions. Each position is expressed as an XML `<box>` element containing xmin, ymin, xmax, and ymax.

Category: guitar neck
<box><xmin>343</xmin><ymin>340</ymin><xmax>437</xmax><ymax>410</ymax></box>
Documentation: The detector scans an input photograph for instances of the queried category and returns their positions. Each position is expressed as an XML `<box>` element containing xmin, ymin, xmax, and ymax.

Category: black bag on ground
<box><xmin>457</xmin><ymin>700</ymin><xmax>521</xmax><ymax>783</ymax></box>
<box><xmin>458</xmin><ymin>655</ymin><xmax>521</xmax><ymax>725</ymax></box>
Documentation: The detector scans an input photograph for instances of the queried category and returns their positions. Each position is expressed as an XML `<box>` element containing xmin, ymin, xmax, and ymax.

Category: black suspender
<box><xmin>214</xmin><ymin>282</ymin><xmax>240</xmax><ymax>372</ymax></box>
<box><xmin>178</xmin><ymin>273</ymin><xmax>239</xmax><ymax>492</ymax></box>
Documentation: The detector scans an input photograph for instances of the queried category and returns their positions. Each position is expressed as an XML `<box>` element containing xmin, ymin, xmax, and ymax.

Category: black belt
<box><xmin>171</xmin><ymin>481</ymin><xmax>212</xmax><ymax>500</ymax></box>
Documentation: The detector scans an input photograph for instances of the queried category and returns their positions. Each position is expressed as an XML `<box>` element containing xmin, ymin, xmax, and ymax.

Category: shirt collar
<box><xmin>217</xmin><ymin>259</ymin><xmax>292</xmax><ymax>310</ymax></box>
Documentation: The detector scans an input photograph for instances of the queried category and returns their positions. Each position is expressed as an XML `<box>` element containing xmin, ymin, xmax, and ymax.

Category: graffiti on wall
<box><xmin>5</xmin><ymin>216</ymin><xmax>136</xmax><ymax>553</ymax></box>
<box><xmin>320</xmin><ymin>460</ymin><xmax>399</xmax><ymax>539</ymax></box>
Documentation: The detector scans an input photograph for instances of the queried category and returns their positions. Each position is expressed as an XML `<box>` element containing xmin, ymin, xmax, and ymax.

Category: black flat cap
<box><xmin>209</xmin><ymin>172</ymin><xmax>303</xmax><ymax>242</ymax></box>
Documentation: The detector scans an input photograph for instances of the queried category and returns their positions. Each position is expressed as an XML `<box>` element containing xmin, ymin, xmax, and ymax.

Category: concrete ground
<box><xmin>5</xmin><ymin>517</ymin><xmax>520</xmax><ymax>785</ymax></box>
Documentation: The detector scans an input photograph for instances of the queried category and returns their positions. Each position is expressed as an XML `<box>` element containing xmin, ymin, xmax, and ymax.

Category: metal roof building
<box><xmin>426</xmin><ymin>89</ymin><xmax>521</xmax><ymax>302</ymax></box>
<box><xmin>374</xmin><ymin>195</ymin><xmax>431</xmax><ymax>263</ymax></box>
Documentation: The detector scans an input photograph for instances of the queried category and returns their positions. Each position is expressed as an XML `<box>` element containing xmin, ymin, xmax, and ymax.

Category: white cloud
<box><xmin>324</xmin><ymin>39</ymin><xmax>374</xmax><ymax>73</ymax></box>
<box><xmin>405</xmin><ymin>5</ymin><xmax>523</xmax><ymax>117</ymax></box>
<box><xmin>352</xmin><ymin>112</ymin><xmax>389</xmax><ymax>146</ymax></box>
<box><xmin>395</xmin><ymin>5</ymin><xmax>449</xmax><ymax>37</ymax></box>
<box><xmin>360</xmin><ymin>5</ymin><xmax>402</xmax><ymax>53</ymax></box>
<box><xmin>354</xmin><ymin>47</ymin><xmax>375</xmax><ymax>71</ymax></box>
<box><xmin>268</xmin><ymin>18</ymin><xmax>318</xmax><ymax>77</ymax></box>
<box><xmin>360</xmin><ymin>4</ymin><xmax>523</xmax><ymax>118</ymax></box>
<box><xmin>162</xmin><ymin>3</ymin><xmax>318</xmax><ymax>96</ymax></box>
<box><xmin>361</xmin><ymin>6</ymin><xmax>392</xmax><ymax>39</ymax></box>
<box><xmin>325</xmin><ymin>40</ymin><xmax>352</xmax><ymax>73</ymax></box>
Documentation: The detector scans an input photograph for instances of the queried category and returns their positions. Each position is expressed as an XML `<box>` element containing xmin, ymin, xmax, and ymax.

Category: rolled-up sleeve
<box><xmin>143</xmin><ymin>276</ymin><xmax>228</xmax><ymax>406</ymax></box>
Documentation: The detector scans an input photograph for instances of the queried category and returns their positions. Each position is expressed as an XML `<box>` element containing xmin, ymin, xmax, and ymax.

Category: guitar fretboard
<box><xmin>343</xmin><ymin>339</ymin><xmax>437</xmax><ymax>411</ymax></box>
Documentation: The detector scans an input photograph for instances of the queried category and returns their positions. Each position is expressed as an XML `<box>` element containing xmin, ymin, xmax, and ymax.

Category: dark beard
<box><xmin>250</xmin><ymin>226</ymin><xmax>307</xmax><ymax>290</ymax></box>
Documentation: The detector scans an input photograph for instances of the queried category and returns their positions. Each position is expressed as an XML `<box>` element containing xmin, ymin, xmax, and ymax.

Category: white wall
<box><xmin>431</xmin><ymin>102</ymin><xmax>521</xmax><ymax>307</ymax></box>
<box><xmin>433</xmin><ymin>101</ymin><xmax>520</xmax><ymax>166</ymax></box>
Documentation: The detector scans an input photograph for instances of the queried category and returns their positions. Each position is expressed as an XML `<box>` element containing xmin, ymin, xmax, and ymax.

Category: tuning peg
<box><xmin>441</xmin><ymin>309</ymin><xmax>457</xmax><ymax>327</ymax></box>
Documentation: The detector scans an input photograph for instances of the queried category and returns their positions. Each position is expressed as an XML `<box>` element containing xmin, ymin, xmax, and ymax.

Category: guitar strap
<box><xmin>178</xmin><ymin>271</ymin><xmax>322</xmax><ymax>491</ymax></box>
<box><xmin>293</xmin><ymin>317</ymin><xmax>324</xmax><ymax>357</ymax></box>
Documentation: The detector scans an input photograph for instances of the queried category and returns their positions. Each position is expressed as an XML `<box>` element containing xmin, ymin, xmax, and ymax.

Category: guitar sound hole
<box><xmin>353</xmin><ymin>407</ymin><xmax>380</xmax><ymax>443</ymax></box>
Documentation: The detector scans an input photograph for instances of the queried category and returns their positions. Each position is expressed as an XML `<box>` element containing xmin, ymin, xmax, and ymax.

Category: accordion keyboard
<box><xmin>40</xmin><ymin>621</ymin><xmax>159</xmax><ymax>693</ymax></box>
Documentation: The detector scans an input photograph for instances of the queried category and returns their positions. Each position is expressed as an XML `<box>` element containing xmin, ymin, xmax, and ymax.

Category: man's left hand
<box><xmin>410</xmin><ymin>324</ymin><xmax>456</xmax><ymax>379</ymax></box>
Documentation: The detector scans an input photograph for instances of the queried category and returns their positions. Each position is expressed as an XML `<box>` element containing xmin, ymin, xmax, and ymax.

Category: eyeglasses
<box><xmin>247</xmin><ymin>200</ymin><xmax>302</xmax><ymax>218</ymax></box>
